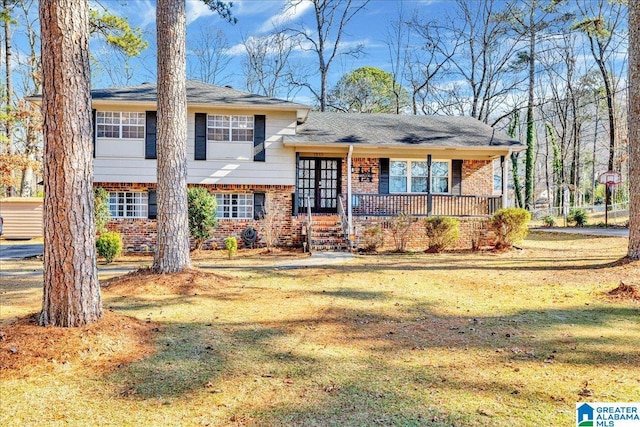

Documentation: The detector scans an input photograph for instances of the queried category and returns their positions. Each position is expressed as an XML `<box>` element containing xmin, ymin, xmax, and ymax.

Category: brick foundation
<box><xmin>96</xmin><ymin>182</ymin><xmax>302</xmax><ymax>252</ymax></box>
<box><xmin>353</xmin><ymin>216</ymin><xmax>495</xmax><ymax>252</ymax></box>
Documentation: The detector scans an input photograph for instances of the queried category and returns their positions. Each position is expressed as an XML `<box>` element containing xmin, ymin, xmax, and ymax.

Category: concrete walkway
<box><xmin>532</xmin><ymin>227</ymin><xmax>629</xmax><ymax>237</ymax></box>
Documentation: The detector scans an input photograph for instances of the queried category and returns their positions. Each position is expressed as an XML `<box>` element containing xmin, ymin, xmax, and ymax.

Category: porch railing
<box><xmin>336</xmin><ymin>194</ymin><xmax>351</xmax><ymax>249</ymax></box>
<box><xmin>350</xmin><ymin>193</ymin><xmax>502</xmax><ymax>217</ymax></box>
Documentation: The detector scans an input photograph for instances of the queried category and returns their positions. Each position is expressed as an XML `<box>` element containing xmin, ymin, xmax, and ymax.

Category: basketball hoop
<box><xmin>598</xmin><ymin>171</ymin><xmax>621</xmax><ymax>188</ymax></box>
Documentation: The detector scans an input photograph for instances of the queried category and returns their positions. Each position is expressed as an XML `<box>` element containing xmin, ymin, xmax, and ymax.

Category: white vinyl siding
<box><xmin>109</xmin><ymin>191</ymin><xmax>148</xmax><ymax>218</ymax></box>
<box><xmin>390</xmin><ymin>160</ymin><xmax>450</xmax><ymax>193</ymax></box>
<box><xmin>207</xmin><ymin>115</ymin><xmax>254</xmax><ymax>142</ymax></box>
<box><xmin>94</xmin><ymin>110</ymin><xmax>298</xmax><ymax>185</ymax></box>
<box><xmin>216</xmin><ymin>194</ymin><xmax>254</xmax><ymax>219</ymax></box>
<box><xmin>96</xmin><ymin>112</ymin><xmax>145</xmax><ymax>139</ymax></box>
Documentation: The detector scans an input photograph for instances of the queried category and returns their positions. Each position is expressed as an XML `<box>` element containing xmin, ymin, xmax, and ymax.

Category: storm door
<box><xmin>297</xmin><ymin>157</ymin><xmax>342</xmax><ymax>213</ymax></box>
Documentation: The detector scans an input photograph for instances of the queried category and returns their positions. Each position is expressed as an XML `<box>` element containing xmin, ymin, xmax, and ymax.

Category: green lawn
<box><xmin>1</xmin><ymin>231</ymin><xmax>638</xmax><ymax>426</ymax></box>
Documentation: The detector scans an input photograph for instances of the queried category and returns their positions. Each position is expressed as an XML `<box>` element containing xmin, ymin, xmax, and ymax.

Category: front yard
<box><xmin>1</xmin><ymin>232</ymin><xmax>638</xmax><ymax>426</ymax></box>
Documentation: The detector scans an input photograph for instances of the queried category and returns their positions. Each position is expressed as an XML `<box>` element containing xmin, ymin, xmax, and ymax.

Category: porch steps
<box><xmin>309</xmin><ymin>215</ymin><xmax>350</xmax><ymax>252</ymax></box>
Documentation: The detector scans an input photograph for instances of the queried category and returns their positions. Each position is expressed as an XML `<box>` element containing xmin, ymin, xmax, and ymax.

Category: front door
<box><xmin>297</xmin><ymin>157</ymin><xmax>342</xmax><ymax>213</ymax></box>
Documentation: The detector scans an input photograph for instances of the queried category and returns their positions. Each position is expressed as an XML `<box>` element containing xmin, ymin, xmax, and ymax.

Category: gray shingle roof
<box><xmin>91</xmin><ymin>80</ymin><xmax>310</xmax><ymax>110</ymax></box>
<box><xmin>288</xmin><ymin>111</ymin><xmax>522</xmax><ymax>149</ymax></box>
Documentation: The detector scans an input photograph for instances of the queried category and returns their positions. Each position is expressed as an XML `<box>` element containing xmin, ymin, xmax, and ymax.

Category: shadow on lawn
<box><xmin>106</xmin><ymin>299</ymin><xmax>639</xmax><ymax>399</ymax></box>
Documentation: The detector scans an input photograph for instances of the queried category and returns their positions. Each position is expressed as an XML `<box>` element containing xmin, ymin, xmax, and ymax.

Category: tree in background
<box><xmin>188</xmin><ymin>24</ymin><xmax>232</xmax><ymax>85</ymax></box>
<box><xmin>328</xmin><ymin>66</ymin><xmax>408</xmax><ymax>113</ymax></box>
<box><xmin>573</xmin><ymin>0</ymin><xmax>628</xmax><ymax>215</ymax></box>
<box><xmin>628</xmin><ymin>1</ymin><xmax>639</xmax><ymax>260</ymax></box>
<box><xmin>285</xmin><ymin>0</ymin><xmax>370</xmax><ymax>111</ymax></box>
<box><xmin>242</xmin><ymin>30</ymin><xmax>303</xmax><ymax>99</ymax></box>
<box><xmin>2</xmin><ymin>0</ymin><xmax>148</xmax><ymax>197</ymax></box>
<box><xmin>39</xmin><ymin>0</ymin><xmax>101</xmax><ymax>326</ymax></box>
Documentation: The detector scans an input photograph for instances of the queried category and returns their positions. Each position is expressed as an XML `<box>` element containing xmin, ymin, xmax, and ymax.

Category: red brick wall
<box><xmin>95</xmin><ymin>182</ymin><xmax>300</xmax><ymax>252</ymax></box>
<box><xmin>462</xmin><ymin>160</ymin><xmax>494</xmax><ymax>195</ymax></box>
<box><xmin>353</xmin><ymin>216</ymin><xmax>495</xmax><ymax>252</ymax></box>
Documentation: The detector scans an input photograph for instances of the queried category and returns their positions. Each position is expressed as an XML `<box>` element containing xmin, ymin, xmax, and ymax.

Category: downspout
<box><xmin>347</xmin><ymin>144</ymin><xmax>353</xmax><ymax>245</ymax></box>
<box><xmin>502</xmin><ymin>149</ymin><xmax>512</xmax><ymax>208</ymax></box>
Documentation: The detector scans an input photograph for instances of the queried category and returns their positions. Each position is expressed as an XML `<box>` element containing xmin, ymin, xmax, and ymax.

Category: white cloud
<box><xmin>186</xmin><ymin>0</ymin><xmax>216</xmax><ymax>25</ymax></box>
<box><xmin>257</xmin><ymin>0</ymin><xmax>313</xmax><ymax>33</ymax></box>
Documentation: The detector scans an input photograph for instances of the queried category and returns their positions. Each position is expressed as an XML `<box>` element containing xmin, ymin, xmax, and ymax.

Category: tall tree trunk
<box><xmin>628</xmin><ymin>2</ymin><xmax>640</xmax><ymax>259</ymax></box>
<box><xmin>524</xmin><ymin>2</ymin><xmax>536</xmax><ymax>211</ymax></box>
<box><xmin>3</xmin><ymin>0</ymin><xmax>14</xmax><ymax>196</ymax></box>
<box><xmin>39</xmin><ymin>0</ymin><xmax>101</xmax><ymax>326</ymax></box>
<box><xmin>153</xmin><ymin>0</ymin><xmax>191</xmax><ymax>273</ymax></box>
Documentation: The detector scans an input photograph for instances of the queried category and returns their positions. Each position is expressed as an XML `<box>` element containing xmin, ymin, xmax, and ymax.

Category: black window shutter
<box><xmin>148</xmin><ymin>189</ymin><xmax>157</xmax><ymax>219</ymax></box>
<box><xmin>452</xmin><ymin>159</ymin><xmax>463</xmax><ymax>195</ymax></box>
<box><xmin>145</xmin><ymin>111</ymin><xmax>157</xmax><ymax>159</ymax></box>
<box><xmin>194</xmin><ymin>113</ymin><xmax>207</xmax><ymax>160</ymax></box>
<box><xmin>379</xmin><ymin>158</ymin><xmax>390</xmax><ymax>194</ymax></box>
<box><xmin>92</xmin><ymin>109</ymin><xmax>96</xmax><ymax>158</ymax></box>
<box><xmin>253</xmin><ymin>192</ymin><xmax>266</xmax><ymax>220</ymax></box>
<box><xmin>253</xmin><ymin>115</ymin><xmax>266</xmax><ymax>162</ymax></box>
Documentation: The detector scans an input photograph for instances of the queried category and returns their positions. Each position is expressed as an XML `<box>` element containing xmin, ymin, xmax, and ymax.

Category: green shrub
<box><xmin>490</xmin><ymin>207</ymin><xmax>531</xmax><ymax>249</ymax></box>
<box><xmin>424</xmin><ymin>216</ymin><xmax>460</xmax><ymax>253</ymax></box>
<box><xmin>188</xmin><ymin>187</ymin><xmax>218</xmax><ymax>249</ymax></box>
<box><xmin>94</xmin><ymin>187</ymin><xmax>111</xmax><ymax>233</ymax></box>
<box><xmin>362</xmin><ymin>225</ymin><xmax>384</xmax><ymax>252</ymax></box>
<box><xmin>568</xmin><ymin>208</ymin><xmax>587</xmax><ymax>227</ymax></box>
<box><xmin>224</xmin><ymin>236</ymin><xmax>237</xmax><ymax>259</ymax></box>
<box><xmin>542</xmin><ymin>215</ymin><xmax>556</xmax><ymax>227</ymax></box>
<box><xmin>96</xmin><ymin>231</ymin><xmax>122</xmax><ymax>263</ymax></box>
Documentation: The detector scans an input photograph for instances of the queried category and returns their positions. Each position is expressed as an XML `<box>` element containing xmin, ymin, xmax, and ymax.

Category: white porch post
<box><xmin>502</xmin><ymin>151</ymin><xmax>511</xmax><ymax>208</ymax></box>
<box><xmin>347</xmin><ymin>144</ymin><xmax>353</xmax><ymax>239</ymax></box>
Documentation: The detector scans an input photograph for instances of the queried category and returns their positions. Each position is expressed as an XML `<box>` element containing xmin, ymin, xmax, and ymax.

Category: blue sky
<box><xmin>84</xmin><ymin>0</ymin><xmax>447</xmax><ymax>104</ymax></box>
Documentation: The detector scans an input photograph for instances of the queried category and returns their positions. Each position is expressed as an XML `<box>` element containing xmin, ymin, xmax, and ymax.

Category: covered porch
<box><xmin>345</xmin><ymin>193</ymin><xmax>502</xmax><ymax>217</ymax></box>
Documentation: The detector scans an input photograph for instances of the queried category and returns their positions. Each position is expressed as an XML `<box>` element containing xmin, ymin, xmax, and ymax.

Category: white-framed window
<box><xmin>215</xmin><ymin>193</ymin><xmax>254</xmax><ymax>219</ymax></box>
<box><xmin>109</xmin><ymin>191</ymin><xmax>148</xmax><ymax>218</ymax></box>
<box><xmin>96</xmin><ymin>112</ymin><xmax>145</xmax><ymax>139</ymax></box>
<box><xmin>431</xmin><ymin>161</ymin><xmax>450</xmax><ymax>193</ymax></box>
<box><xmin>207</xmin><ymin>115</ymin><xmax>254</xmax><ymax>142</ymax></box>
<box><xmin>390</xmin><ymin>160</ymin><xmax>450</xmax><ymax>193</ymax></box>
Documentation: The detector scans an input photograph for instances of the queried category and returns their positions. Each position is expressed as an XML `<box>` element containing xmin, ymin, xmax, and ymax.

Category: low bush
<box><xmin>424</xmin><ymin>216</ymin><xmax>460</xmax><ymax>253</ymax></box>
<box><xmin>225</xmin><ymin>236</ymin><xmax>237</xmax><ymax>259</ymax></box>
<box><xmin>390</xmin><ymin>212</ymin><xmax>414</xmax><ymax>252</ymax></box>
<box><xmin>542</xmin><ymin>215</ymin><xmax>556</xmax><ymax>227</ymax></box>
<box><xmin>361</xmin><ymin>225</ymin><xmax>384</xmax><ymax>252</ymax></box>
<box><xmin>96</xmin><ymin>231</ymin><xmax>122</xmax><ymax>263</ymax></box>
<box><xmin>490</xmin><ymin>207</ymin><xmax>531</xmax><ymax>249</ymax></box>
<box><xmin>568</xmin><ymin>208</ymin><xmax>588</xmax><ymax>227</ymax></box>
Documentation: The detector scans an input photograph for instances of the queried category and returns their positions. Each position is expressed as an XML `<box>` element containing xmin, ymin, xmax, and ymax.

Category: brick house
<box><xmin>85</xmin><ymin>81</ymin><xmax>524</xmax><ymax>252</ymax></box>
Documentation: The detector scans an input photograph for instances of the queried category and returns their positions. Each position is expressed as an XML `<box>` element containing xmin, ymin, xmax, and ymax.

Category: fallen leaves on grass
<box><xmin>0</xmin><ymin>310</ymin><xmax>156</xmax><ymax>377</ymax></box>
<box><xmin>607</xmin><ymin>282</ymin><xmax>640</xmax><ymax>301</ymax></box>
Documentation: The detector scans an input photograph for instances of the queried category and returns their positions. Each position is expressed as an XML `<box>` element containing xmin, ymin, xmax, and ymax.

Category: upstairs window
<box><xmin>96</xmin><ymin>112</ymin><xmax>145</xmax><ymax>139</ymax></box>
<box><xmin>207</xmin><ymin>115</ymin><xmax>254</xmax><ymax>142</ymax></box>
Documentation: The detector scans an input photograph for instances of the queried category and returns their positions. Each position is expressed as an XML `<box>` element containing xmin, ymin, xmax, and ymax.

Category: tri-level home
<box><xmin>87</xmin><ymin>80</ymin><xmax>524</xmax><ymax>252</ymax></box>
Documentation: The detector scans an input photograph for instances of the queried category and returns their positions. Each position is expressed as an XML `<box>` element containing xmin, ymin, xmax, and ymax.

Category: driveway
<box><xmin>0</xmin><ymin>243</ymin><xmax>44</xmax><ymax>260</ymax></box>
<box><xmin>532</xmin><ymin>227</ymin><xmax>629</xmax><ymax>237</ymax></box>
